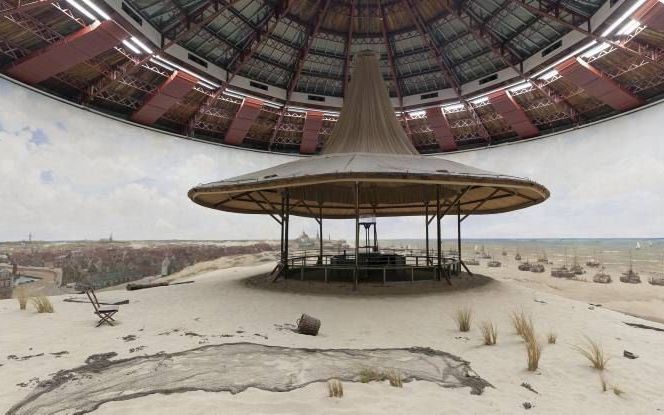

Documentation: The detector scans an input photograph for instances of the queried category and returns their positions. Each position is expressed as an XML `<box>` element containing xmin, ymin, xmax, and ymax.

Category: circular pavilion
<box><xmin>189</xmin><ymin>51</ymin><xmax>549</xmax><ymax>287</ymax></box>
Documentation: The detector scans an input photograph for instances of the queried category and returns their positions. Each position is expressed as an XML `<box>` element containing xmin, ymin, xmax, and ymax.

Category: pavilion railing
<box><xmin>283</xmin><ymin>249</ymin><xmax>461</xmax><ymax>284</ymax></box>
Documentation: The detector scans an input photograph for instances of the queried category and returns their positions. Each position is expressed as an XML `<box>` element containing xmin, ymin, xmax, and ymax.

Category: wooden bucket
<box><xmin>297</xmin><ymin>313</ymin><xmax>321</xmax><ymax>336</ymax></box>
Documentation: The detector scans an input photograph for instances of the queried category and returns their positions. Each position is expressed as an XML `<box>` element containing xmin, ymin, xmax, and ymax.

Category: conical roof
<box><xmin>322</xmin><ymin>51</ymin><xmax>417</xmax><ymax>155</ymax></box>
<box><xmin>188</xmin><ymin>52</ymin><xmax>549</xmax><ymax>219</ymax></box>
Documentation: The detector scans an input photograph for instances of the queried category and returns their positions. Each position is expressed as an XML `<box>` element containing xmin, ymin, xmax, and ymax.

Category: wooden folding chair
<box><xmin>85</xmin><ymin>288</ymin><xmax>119</xmax><ymax>327</ymax></box>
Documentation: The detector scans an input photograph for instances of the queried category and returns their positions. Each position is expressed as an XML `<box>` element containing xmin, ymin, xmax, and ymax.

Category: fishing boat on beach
<box><xmin>514</xmin><ymin>250</ymin><xmax>522</xmax><ymax>261</ymax></box>
<box><xmin>464</xmin><ymin>258</ymin><xmax>480</xmax><ymax>266</ymax></box>
<box><xmin>487</xmin><ymin>258</ymin><xmax>502</xmax><ymax>267</ymax></box>
<box><xmin>518</xmin><ymin>261</ymin><xmax>531</xmax><ymax>271</ymax></box>
<box><xmin>479</xmin><ymin>245</ymin><xmax>492</xmax><ymax>259</ymax></box>
<box><xmin>536</xmin><ymin>250</ymin><xmax>548</xmax><ymax>263</ymax></box>
<box><xmin>593</xmin><ymin>267</ymin><xmax>612</xmax><ymax>284</ymax></box>
<box><xmin>570</xmin><ymin>255</ymin><xmax>585</xmax><ymax>275</ymax></box>
<box><xmin>649</xmin><ymin>255</ymin><xmax>664</xmax><ymax>286</ymax></box>
<box><xmin>551</xmin><ymin>250</ymin><xmax>574</xmax><ymax>278</ymax></box>
<box><xmin>530</xmin><ymin>263</ymin><xmax>545</xmax><ymax>273</ymax></box>
<box><xmin>551</xmin><ymin>266</ymin><xmax>574</xmax><ymax>278</ymax></box>
<box><xmin>620</xmin><ymin>255</ymin><xmax>641</xmax><ymax>284</ymax></box>
<box><xmin>586</xmin><ymin>253</ymin><xmax>601</xmax><ymax>268</ymax></box>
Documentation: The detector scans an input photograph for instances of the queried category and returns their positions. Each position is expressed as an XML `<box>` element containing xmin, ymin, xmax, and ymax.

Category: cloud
<box><xmin>0</xmin><ymin>77</ymin><xmax>662</xmax><ymax>241</ymax></box>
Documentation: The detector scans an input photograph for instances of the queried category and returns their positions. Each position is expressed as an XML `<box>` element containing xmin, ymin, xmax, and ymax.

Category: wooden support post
<box><xmin>457</xmin><ymin>200</ymin><xmax>461</xmax><ymax>277</ymax></box>
<box><xmin>354</xmin><ymin>182</ymin><xmax>360</xmax><ymax>290</ymax></box>
<box><xmin>280</xmin><ymin>191</ymin><xmax>285</xmax><ymax>265</ymax></box>
<box><xmin>284</xmin><ymin>189</ymin><xmax>290</xmax><ymax>279</ymax></box>
<box><xmin>425</xmin><ymin>202</ymin><xmax>430</xmax><ymax>264</ymax></box>
<box><xmin>436</xmin><ymin>186</ymin><xmax>442</xmax><ymax>281</ymax></box>
<box><xmin>318</xmin><ymin>206</ymin><xmax>323</xmax><ymax>264</ymax></box>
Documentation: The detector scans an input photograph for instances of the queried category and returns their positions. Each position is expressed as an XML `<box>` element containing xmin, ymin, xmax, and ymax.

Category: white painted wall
<box><xmin>0</xmin><ymin>77</ymin><xmax>662</xmax><ymax>241</ymax></box>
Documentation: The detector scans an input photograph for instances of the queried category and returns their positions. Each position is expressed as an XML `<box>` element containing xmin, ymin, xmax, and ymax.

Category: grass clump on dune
<box><xmin>600</xmin><ymin>375</ymin><xmax>624</xmax><ymax>396</ymax></box>
<box><xmin>327</xmin><ymin>379</ymin><xmax>343</xmax><ymax>398</ymax></box>
<box><xmin>525</xmin><ymin>334</ymin><xmax>542</xmax><ymax>371</ymax></box>
<box><xmin>386</xmin><ymin>369</ymin><xmax>403</xmax><ymax>388</ymax></box>
<box><xmin>454</xmin><ymin>306</ymin><xmax>473</xmax><ymax>332</ymax></box>
<box><xmin>574</xmin><ymin>337</ymin><xmax>609</xmax><ymax>370</ymax></box>
<box><xmin>511</xmin><ymin>310</ymin><xmax>534</xmax><ymax>341</ymax></box>
<box><xmin>479</xmin><ymin>321</ymin><xmax>498</xmax><ymax>345</ymax></box>
<box><xmin>510</xmin><ymin>310</ymin><xmax>541</xmax><ymax>371</ymax></box>
<box><xmin>358</xmin><ymin>367</ymin><xmax>387</xmax><ymax>383</ymax></box>
<box><xmin>15</xmin><ymin>286</ymin><xmax>29</xmax><ymax>310</ymax></box>
<box><xmin>31</xmin><ymin>296</ymin><xmax>54</xmax><ymax>313</ymax></box>
<box><xmin>357</xmin><ymin>368</ymin><xmax>403</xmax><ymax>388</ymax></box>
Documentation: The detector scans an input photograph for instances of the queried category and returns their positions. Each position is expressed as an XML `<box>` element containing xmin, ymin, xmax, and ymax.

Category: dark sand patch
<box><xmin>8</xmin><ymin>343</ymin><xmax>491</xmax><ymax>415</ymax></box>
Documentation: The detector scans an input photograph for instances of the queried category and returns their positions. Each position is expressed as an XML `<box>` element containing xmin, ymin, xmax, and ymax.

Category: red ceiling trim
<box><xmin>131</xmin><ymin>71</ymin><xmax>197</xmax><ymax>125</ymax></box>
<box><xmin>425</xmin><ymin>107</ymin><xmax>456</xmax><ymax>151</ymax></box>
<box><xmin>224</xmin><ymin>97</ymin><xmax>264</xmax><ymax>145</ymax></box>
<box><xmin>634</xmin><ymin>0</ymin><xmax>664</xmax><ymax>31</ymax></box>
<box><xmin>489</xmin><ymin>90</ymin><xmax>539</xmax><ymax>139</ymax></box>
<box><xmin>299</xmin><ymin>111</ymin><xmax>324</xmax><ymax>154</ymax></box>
<box><xmin>6</xmin><ymin>20</ymin><xmax>127</xmax><ymax>84</ymax></box>
<box><xmin>557</xmin><ymin>57</ymin><xmax>644</xmax><ymax>111</ymax></box>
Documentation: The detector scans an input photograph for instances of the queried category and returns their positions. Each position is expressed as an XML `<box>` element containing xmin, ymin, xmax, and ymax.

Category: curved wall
<box><xmin>1</xmin><ymin>77</ymin><xmax>662</xmax><ymax>241</ymax></box>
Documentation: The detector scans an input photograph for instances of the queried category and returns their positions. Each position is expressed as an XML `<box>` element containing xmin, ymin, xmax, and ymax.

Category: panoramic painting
<box><xmin>1</xmin><ymin>0</ymin><xmax>664</xmax><ymax>413</ymax></box>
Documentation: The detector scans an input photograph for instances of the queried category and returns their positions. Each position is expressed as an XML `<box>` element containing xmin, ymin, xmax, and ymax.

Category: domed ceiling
<box><xmin>1</xmin><ymin>0</ymin><xmax>663</xmax><ymax>154</ymax></box>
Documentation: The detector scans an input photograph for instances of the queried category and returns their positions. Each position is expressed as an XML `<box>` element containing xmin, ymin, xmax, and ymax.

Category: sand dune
<box><xmin>2</xmin><ymin>259</ymin><xmax>664</xmax><ymax>414</ymax></box>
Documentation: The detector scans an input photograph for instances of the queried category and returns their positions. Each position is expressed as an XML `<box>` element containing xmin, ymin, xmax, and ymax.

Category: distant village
<box><xmin>0</xmin><ymin>238</ymin><xmax>277</xmax><ymax>298</ymax></box>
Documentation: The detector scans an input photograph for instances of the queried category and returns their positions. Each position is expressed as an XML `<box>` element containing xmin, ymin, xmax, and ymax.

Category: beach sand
<box><xmin>468</xmin><ymin>257</ymin><xmax>664</xmax><ymax>324</ymax></box>
<box><xmin>2</xmin><ymin>256</ymin><xmax>664</xmax><ymax>414</ymax></box>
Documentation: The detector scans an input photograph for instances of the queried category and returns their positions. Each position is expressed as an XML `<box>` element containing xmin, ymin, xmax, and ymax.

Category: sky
<box><xmin>1</xmin><ymin>77</ymin><xmax>663</xmax><ymax>241</ymax></box>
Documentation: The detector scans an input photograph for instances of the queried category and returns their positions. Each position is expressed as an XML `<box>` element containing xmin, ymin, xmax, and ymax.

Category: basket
<box><xmin>296</xmin><ymin>313</ymin><xmax>321</xmax><ymax>336</ymax></box>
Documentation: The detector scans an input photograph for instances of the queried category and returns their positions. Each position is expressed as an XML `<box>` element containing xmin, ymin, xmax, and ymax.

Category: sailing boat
<box><xmin>649</xmin><ymin>254</ymin><xmax>664</xmax><ymax>286</ymax></box>
<box><xmin>570</xmin><ymin>252</ymin><xmax>585</xmax><ymax>275</ymax></box>
<box><xmin>620</xmin><ymin>252</ymin><xmax>641</xmax><ymax>284</ymax></box>
<box><xmin>537</xmin><ymin>249</ymin><xmax>548</xmax><ymax>263</ymax></box>
<box><xmin>518</xmin><ymin>257</ymin><xmax>531</xmax><ymax>271</ymax></box>
<box><xmin>635</xmin><ymin>242</ymin><xmax>641</xmax><ymax>250</ymax></box>
<box><xmin>593</xmin><ymin>266</ymin><xmax>612</xmax><ymax>284</ymax></box>
<box><xmin>487</xmin><ymin>255</ymin><xmax>502</xmax><ymax>267</ymax></box>
<box><xmin>551</xmin><ymin>249</ymin><xmax>574</xmax><ymax>278</ymax></box>
<box><xmin>586</xmin><ymin>250</ymin><xmax>601</xmax><ymax>267</ymax></box>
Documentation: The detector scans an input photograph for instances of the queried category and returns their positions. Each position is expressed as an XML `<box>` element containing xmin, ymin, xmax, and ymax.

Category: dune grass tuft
<box><xmin>327</xmin><ymin>379</ymin><xmax>343</xmax><ymax>398</ymax></box>
<box><xmin>454</xmin><ymin>306</ymin><xmax>473</xmax><ymax>332</ymax></box>
<box><xmin>358</xmin><ymin>367</ymin><xmax>387</xmax><ymax>383</ymax></box>
<box><xmin>547</xmin><ymin>332</ymin><xmax>557</xmax><ymax>344</ymax></box>
<box><xmin>613</xmin><ymin>386</ymin><xmax>624</xmax><ymax>396</ymax></box>
<box><xmin>479</xmin><ymin>321</ymin><xmax>498</xmax><ymax>345</ymax></box>
<box><xmin>511</xmin><ymin>310</ymin><xmax>535</xmax><ymax>341</ymax></box>
<box><xmin>525</xmin><ymin>335</ymin><xmax>542</xmax><ymax>371</ymax></box>
<box><xmin>574</xmin><ymin>337</ymin><xmax>609</xmax><ymax>370</ymax></box>
<box><xmin>386</xmin><ymin>369</ymin><xmax>403</xmax><ymax>388</ymax></box>
<box><xmin>31</xmin><ymin>296</ymin><xmax>54</xmax><ymax>313</ymax></box>
<box><xmin>15</xmin><ymin>286</ymin><xmax>29</xmax><ymax>310</ymax></box>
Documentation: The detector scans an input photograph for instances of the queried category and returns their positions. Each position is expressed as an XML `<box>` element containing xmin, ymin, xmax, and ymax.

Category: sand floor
<box><xmin>469</xmin><ymin>258</ymin><xmax>664</xmax><ymax>324</ymax></box>
<box><xmin>2</xmin><ymin>260</ymin><xmax>664</xmax><ymax>414</ymax></box>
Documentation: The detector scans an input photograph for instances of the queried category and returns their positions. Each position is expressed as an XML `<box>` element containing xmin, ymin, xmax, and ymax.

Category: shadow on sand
<box><xmin>242</xmin><ymin>271</ymin><xmax>497</xmax><ymax>298</ymax></box>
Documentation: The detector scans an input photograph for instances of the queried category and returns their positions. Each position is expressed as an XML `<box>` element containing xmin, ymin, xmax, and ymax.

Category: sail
<box><xmin>322</xmin><ymin>50</ymin><xmax>418</xmax><ymax>155</ymax></box>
